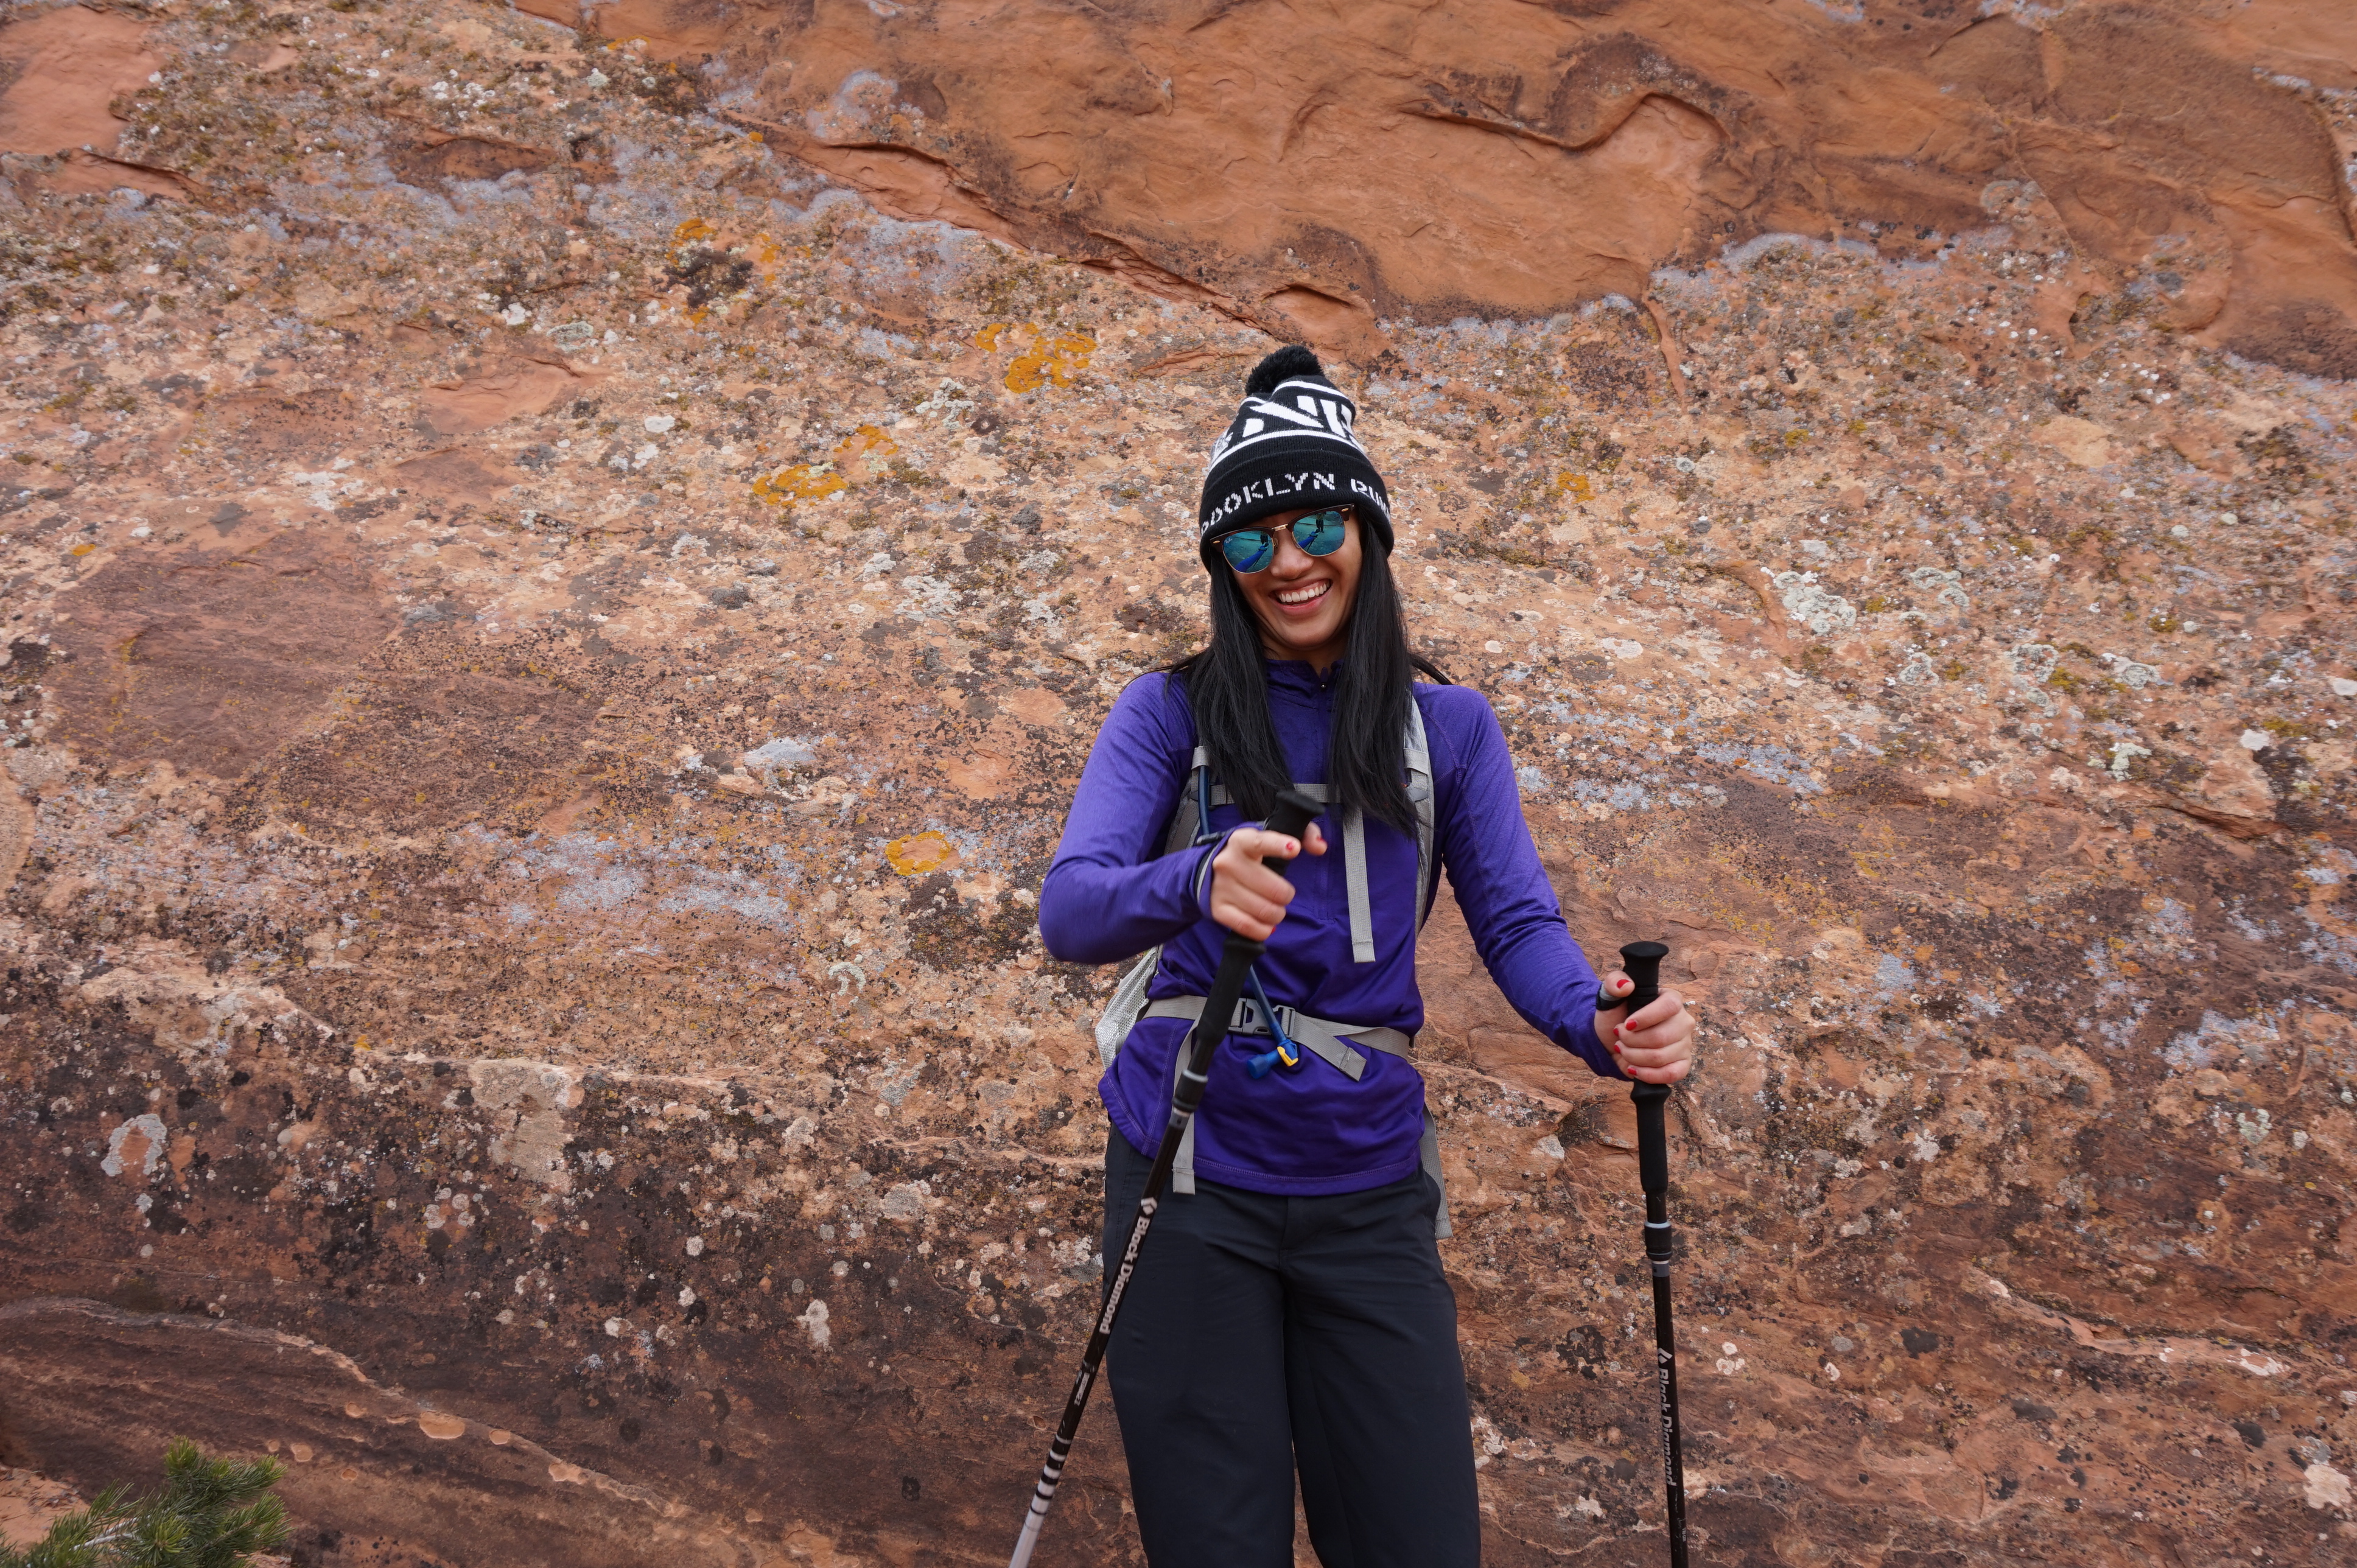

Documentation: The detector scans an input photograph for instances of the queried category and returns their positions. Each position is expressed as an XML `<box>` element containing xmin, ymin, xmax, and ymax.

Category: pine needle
<box><xmin>0</xmin><ymin>1441</ymin><xmax>289</xmax><ymax>1568</ymax></box>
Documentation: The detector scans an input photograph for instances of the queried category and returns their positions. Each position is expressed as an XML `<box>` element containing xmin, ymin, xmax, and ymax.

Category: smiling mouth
<box><xmin>1273</xmin><ymin>580</ymin><xmax>1329</xmax><ymax>607</ymax></box>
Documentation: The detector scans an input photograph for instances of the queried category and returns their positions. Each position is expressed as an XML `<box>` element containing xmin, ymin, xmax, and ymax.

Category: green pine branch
<box><xmin>1</xmin><ymin>1440</ymin><xmax>289</xmax><ymax>1568</ymax></box>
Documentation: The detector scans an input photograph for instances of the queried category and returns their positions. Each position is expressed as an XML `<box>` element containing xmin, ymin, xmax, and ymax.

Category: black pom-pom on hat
<box><xmin>1196</xmin><ymin>346</ymin><xmax>1390</xmax><ymax>569</ymax></box>
<box><xmin>1244</xmin><ymin>345</ymin><xmax>1324</xmax><ymax>400</ymax></box>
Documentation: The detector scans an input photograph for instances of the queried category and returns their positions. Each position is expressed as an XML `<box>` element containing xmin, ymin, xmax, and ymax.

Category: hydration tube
<box><xmin>1242</xmin><ymin>969</ymin><xmax>1303</xmax><ymax>1079</ymax></box>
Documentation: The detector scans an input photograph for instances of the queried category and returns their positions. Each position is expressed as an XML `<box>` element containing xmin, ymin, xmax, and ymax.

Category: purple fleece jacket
<box><xmin>1038</xmin><ymin>662</ymin><xmax>1621</xmax><ymax>1196</ymax></box>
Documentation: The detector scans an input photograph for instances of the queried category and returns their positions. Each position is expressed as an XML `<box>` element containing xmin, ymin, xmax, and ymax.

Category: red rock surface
<box><xmin>511</xmin><ymin>0</ymin><xmax>2357</xmax><ymax>377</ymax></box>
<box><xmin>0</xmin><ymin>1465</ymin><xmax>83</xmax><ymax>1549</ymax></box>
<box><xmin>0</xmin><ymin>2</ymin><xmax>2352</xmax><ymax>1566</ymax></box>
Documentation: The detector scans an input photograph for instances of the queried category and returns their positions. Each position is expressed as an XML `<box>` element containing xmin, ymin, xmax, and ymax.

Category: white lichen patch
<box><xmin>101</xmin><ymin>1113</ymin><xmax>167</xmax><ymax>1178</ymax></box>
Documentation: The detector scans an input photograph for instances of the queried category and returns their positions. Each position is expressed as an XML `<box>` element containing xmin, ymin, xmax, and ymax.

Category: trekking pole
<box><xmin>1006</xmin><ymin>787</ymin><xmax>1325</xmax><ymax>1568</ymax></box>
<box><xmin>1619</xmin><ymin>939</ymin><xmax>1689</xmax><ymax>1568</ymax></box>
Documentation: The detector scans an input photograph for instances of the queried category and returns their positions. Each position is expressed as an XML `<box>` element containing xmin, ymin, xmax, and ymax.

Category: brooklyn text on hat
<box><xmin>1197</xmin><ymin>345</ymin><xmax>1392</xmax><ymax>566</ymax></box>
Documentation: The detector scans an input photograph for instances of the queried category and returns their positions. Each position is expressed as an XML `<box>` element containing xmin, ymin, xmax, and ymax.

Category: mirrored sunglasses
<box><xmin>1219</xmin><ymin>507</ymin><xmax>1352</xmax><ymax>573</ymax></box>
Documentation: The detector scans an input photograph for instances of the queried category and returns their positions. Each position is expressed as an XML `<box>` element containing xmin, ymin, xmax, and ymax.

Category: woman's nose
<box><xmin>1267</xmin><ymin>531</ymin><xmax>1313</xmax><ymax>572</ymax></box>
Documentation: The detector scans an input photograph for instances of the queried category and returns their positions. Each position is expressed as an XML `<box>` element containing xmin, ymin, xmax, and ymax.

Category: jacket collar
<box><xmin>1266</xmin><ymin>658</ymin><xmax>1343</xmax><ymax>694</ymax></box>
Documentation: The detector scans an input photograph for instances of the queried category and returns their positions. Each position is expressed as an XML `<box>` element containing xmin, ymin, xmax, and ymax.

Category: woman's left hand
<box><xmin>1595</xmin><ymin>973</ymin><xmax>1694</xmax><ymax>1085</ymax></box>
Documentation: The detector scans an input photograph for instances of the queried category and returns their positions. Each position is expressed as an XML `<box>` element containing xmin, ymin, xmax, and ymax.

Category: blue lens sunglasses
<box><xmin>1218</xmin><ymin>506</ymin><xmax>1352</xmax><ymax>574</ymax></box>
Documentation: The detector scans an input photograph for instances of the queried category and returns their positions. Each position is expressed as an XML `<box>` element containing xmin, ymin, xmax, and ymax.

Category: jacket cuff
<box><xmin>1188</xmin><ymin>827</ymin><xmax>1240</xmax><ymax>919</ymax></box>
<box><xmin>1578</xmin><ymin>984</ymin><xmax>1628</xmax><ymax>1080</ymax></box>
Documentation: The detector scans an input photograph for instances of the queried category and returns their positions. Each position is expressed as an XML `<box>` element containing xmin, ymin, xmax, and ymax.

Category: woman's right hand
<box><xmin>1206</xmin><ymin>824</ymin><xmax>1327</xmax><ymax>940</ymax></box>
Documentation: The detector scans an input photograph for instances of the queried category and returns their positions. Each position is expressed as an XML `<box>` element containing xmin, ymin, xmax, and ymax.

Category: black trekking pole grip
<box><xmin>1004</xmin><ymin>788</ymin><xmax>1323</xmax><ymax>1568</ymax></box>
<box><xmin>1619</xmin><ymin>940</ymin><xmax>1670</xmax><ymax>1199</ymax></box>
<box><xmin>1258</xmin><ymin>788</ymin><xmax>1325</xmax><ymax>867</ymax></box>
<box><xmin>1616</xmin><ymin>939</ymin><xmax>1687</xmax><ymax>1568</ymax></box>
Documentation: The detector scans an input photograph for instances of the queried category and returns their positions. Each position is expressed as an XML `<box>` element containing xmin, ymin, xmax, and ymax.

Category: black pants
<box><xmin>1100</xmin><ymin>1133</ymin><xmax>1481</xmax><ymax>1567</ymax></box>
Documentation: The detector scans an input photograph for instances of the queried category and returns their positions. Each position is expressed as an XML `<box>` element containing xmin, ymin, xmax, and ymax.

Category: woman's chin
<box><xmin>1264</xmin><ymin>620</ymin><xmax>1342</xmax><ymax>658</ymax></box>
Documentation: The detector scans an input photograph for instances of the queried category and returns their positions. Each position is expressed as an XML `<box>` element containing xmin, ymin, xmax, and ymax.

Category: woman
<box><xmin>1036</xmin><ymin>346</ymin><xmax>1694</xmax><ymax>1567</ymax></box>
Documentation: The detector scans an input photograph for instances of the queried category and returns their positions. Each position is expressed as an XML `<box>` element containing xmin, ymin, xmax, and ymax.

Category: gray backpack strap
<box><xmin>1155</xmin><ymin>719</ymin><xmax>1422</xmax><ymax>970</ymax></box>
<box><xmin>1339</xmin><ymin>704</ymin><xmax>1433</xmax><ymax>962</ymax></box>
<box><xmin>1404</xmin><ymin>698</ymin><xmax>1436</xmax><ymax>927</ymax></box>
<box><xmin>1269</xmin><ymin>780</ymin><xmax>1372</xmax><ymax>964</ymax></box>
<box><xmin>1095</xmin><ymin>950</ymin><xmax>1161</xmax><ymax>1068</ymax></box>
<box><xmin>1341</xmin><ymin>803</ymin><xmax>1375</xmax><ymax>963</ymax></box>
<box><xmin>1404</xmin><ymin>698</ymin><xmax>1445</xmax><ymax>1234</ymax></box>
<box><xmin>1174</xmin><ymin>1046</ymin><xmax>1199</xmax><ymax>1193</ymax></box>
<box><xmin>1132</xmin><ymin>994</ymin><xmax>1212</xmax><ymax>1192</ymax></box>
<box><xmin>1420</xmin><ymin>1109</ymin><xmax>1450</xmax><ymax>1239</ymax></box>
<box><xmin>1163</xmin><ymin>745</ymin><xmax>1211</xmax><ymax>852</ymax></box>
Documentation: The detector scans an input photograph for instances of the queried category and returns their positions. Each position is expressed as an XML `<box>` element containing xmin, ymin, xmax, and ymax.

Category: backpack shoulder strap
<box><xmin>1405</xmin><ymin>696</ymin><xmax>1436</xmax><ymax>928</ymax></box>
<box><xmin>1153</xmin><ymin>707</ymin><xmax>1431</xmax><ymax>970</ymax></box>
<box><xmin>1162</xmin><ymin>746</ymin><xmax>1213</xmax><ymax>855</ymax></box>
<box><xmin>1337</xmin><ymin>701</ymin><xmax>1436</xmax><ymax>963</ymax></box>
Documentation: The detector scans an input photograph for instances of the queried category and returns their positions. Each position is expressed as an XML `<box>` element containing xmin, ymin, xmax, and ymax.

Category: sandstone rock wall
<box><xmin>0</xmin><ymin>2</ymin><xmax>2351</xmax><ymax>1566</ymax></box>
<box><xmin>520</xmin><ymin>0</ymin><xmax>2357</xmax><ymax>377</ymax></box>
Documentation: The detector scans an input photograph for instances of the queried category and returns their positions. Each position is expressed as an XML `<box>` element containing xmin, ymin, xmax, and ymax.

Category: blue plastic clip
<box><xmin>1243</xmin><ymin>971</ymin><xmax>1303</xmax><ymax>1079</ymax></box>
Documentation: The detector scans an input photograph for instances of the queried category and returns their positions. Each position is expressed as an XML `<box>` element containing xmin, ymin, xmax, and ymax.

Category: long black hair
<box><xmin>1168</xmin><ymin>537</ymin><xmax>1449</xmax><ymax>835</ymax></box>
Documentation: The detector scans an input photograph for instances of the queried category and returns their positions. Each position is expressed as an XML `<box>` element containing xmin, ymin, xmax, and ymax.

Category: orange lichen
<box><xmin>976</xmin><ymin>322</ymin><xmax>1096</xmax><ymax>392</ymax></box>
<box><xmin>884</xmin><ymin>830</ymin><xmax>958</xmax><ymax>875</ymax></box>
<box><xmin>1004</xmin><ymin>330</ymin><xmax>1094</xmax><ymax>394</ymax></box>
<box><xmin>832</xmin><ymin>425</ymin><xmax>898</xmax><ymax>461</ymax></box>
<box><xmin>751</xmin><ymin>463</ymin><xmax>848</xmax><ymax>506</ymax></box>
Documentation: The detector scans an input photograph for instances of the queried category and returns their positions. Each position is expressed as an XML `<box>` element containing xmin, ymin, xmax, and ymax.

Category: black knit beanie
<box><xmin>1196</xmin><ymin>346</ymin><xmax>1392</xmax><ymax>571</ymax></box>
